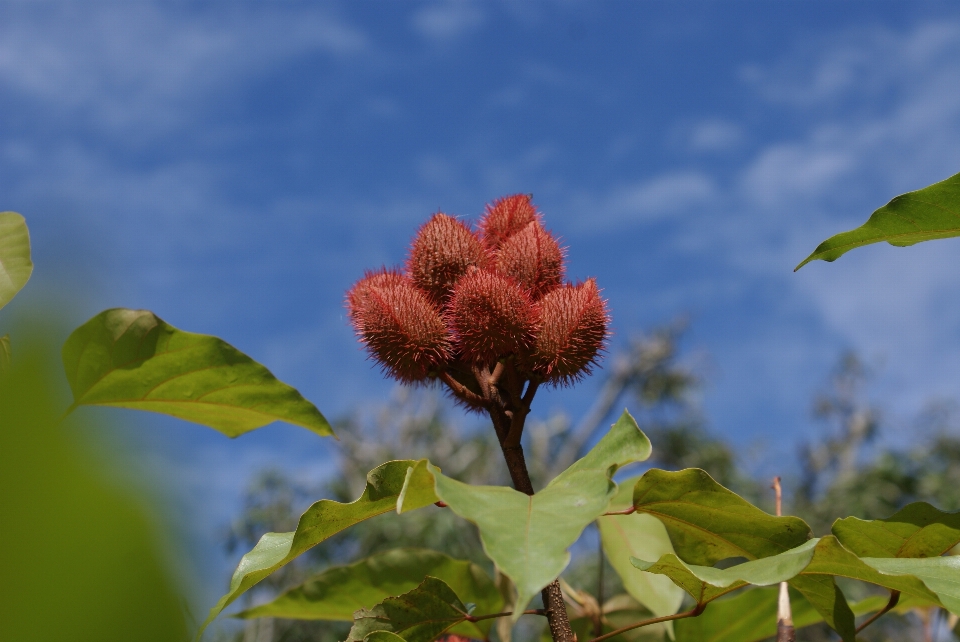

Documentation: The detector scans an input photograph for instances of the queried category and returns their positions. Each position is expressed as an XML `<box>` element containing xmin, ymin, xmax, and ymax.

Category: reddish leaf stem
<box><xmin>855</xmin><ymin>590</ymin><xmax>900</xmax><ymax>634</ymax></box>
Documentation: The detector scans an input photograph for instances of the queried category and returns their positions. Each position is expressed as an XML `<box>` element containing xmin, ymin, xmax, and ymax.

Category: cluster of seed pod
<box><xmin>346</xmin><ymin>195</ymin><xmax>608</xmax><ymax>401</ymax></box>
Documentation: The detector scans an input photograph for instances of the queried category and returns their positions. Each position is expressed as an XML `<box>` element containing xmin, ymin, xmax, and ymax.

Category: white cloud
<box><xmin>595</xmin><ymin>171</ymin><xmax>717</xmax><ymax>230</ymax></box>
<box><xmin>0</xmin><ymin>4</ymin><xmax>370</xmax><ymax>137</ymax></box>
<box><xmin>688</xmin><ymin>120</ymin><xmax>743</xmax><ymax>152</ymax></box>
<box><xmin>411</xmin><ymin>1</ymin><xmax>485</xmax><ymax>41</ymax></box>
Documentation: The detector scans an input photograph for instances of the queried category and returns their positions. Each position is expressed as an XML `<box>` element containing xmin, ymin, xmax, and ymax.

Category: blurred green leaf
<box><xmin>346</xmin><ymin>576</ymin><xmax>476</xmax><ymax>642</ymax></box>
<box><xmin>62</xmin><ymin>308</ymin><xmax>333</xmax><ymax>437</ymax></box>
<box><xmin>0</xmin><ymin>334</ymin><xmax>10</xmax><ymax>372</ymax></box>
<box><xmin>796</xmin><ymin>171</ymin><xmax>960</xmax><ymax>269</ymax></box>
<box><xmin>0</xmin><ymin>212</ymin><xmax>32</xmax><ymax>309</ymax></box>
<box><xmin>199</xmin><ymin>459</ymin><xmax>429</xmax><ymax>637</ymax></box>
<box><xmin>832</xmin><ymin>502</ymin><xmax>960</xmax><ymax>558</ymax></box>
<box><xmin>598</xmin><ymin>476</ymin><xmax>684</xmax><ymax>622</ymax></box>
<box><xmin>0</xmin><ymin>331</ymin><xmax>188</xmax><ymax>641</ymax></box>
<box><xmin>399</xmin><ymin>410</ymin><xmax>651</xmax><ymax>621</ymax></box>
<box><xmin>237</xmin><ymin>548</ymin><xmax>502</xmax><ymax>638</ymax></box>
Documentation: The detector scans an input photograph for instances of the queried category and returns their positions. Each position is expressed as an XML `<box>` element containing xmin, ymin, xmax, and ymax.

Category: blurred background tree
<box><xmin>223</xmin><ymin>326</ymin><xmax>960</xmax><ymax>642</ymax></box>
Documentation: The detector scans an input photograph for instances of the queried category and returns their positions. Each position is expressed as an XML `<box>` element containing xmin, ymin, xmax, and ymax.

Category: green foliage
<box><xmin>398</xmin><ymin>410</ymin><xmax>651</xmax><ymax>621</ymax></box>
<box><xmin>673</xmin><ymin>585</ymin><xmax>924</xmax><ymax>642</ymax></box>
<box><xmin>236</xmin><ymin>548</ymin><xmax>502</xmax><ymax>638</ymax></box>
<box><xmin>0</xmin><ymin>334</ymin><xmax>10</xmax><ymax>372</ymax></box>
<box><xmin>62</xmin><ymin>308</ymin><xmax>332</xmax><ymax>437</ymax></box>
<box><xmin>597</xmin><ymin>477</ymin><xmax>685</xmax><ymax>621</ymax></box>
<box><xmin>200</xmin><ymin>460</ymin><xmax>429</xmax><ymax>636</ymax></box>
<box><xmin>345</xmin><ymin>576</ymin><xmax>478</xmax><ymax>642</ymax></box>
<box><xmin>796</xmin><ymin>170</ymin><xmax>960</xmax><ymax>269</ymax></box>
<box><xmin>632</xmin><ymin>468</ymin><xmax>812</xmax><ymax>564</ymax></box>
<box><xmin>0</xmin><ymin>211</ymin><xmax>32</xmax><ymax>309</ymax></box>
<box><xmin>832</xmin><ymin>502</ymin><xmax>960</xmax><ymax>558</ymax></box>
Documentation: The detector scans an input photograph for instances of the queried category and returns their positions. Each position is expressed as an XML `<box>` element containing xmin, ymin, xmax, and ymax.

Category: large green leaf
<box><xmin>346</xmin><ymin>576</ymin><xmax>477</xmax><ymax>642</ymax></box>
<box><xmin>0</xmin><ymin>212</ymin><xmax>32</xmax><ymax>310</ymax></box>
<box><xmin>62</xmin><ymin>308</ymin><xmax>332</xmax><ymax>437</ymax></box>
<box><xmin>198</xmin><ymin>460</ymin><xmax>428</xmax><ymax>638</ymax></box>
<box><xmin>796</xmin><ymin>171</ymin><xmax>960</xmax><ymax>269</ymax></box>
<box><xmin>629</xmin><ymin>472</ymin><xmax>855</xmax><ymax>638</ymax></box>
<box><xmin>598</xmin><ymin>476</ymin><xmax>684</xmax><ymax>622</ymax></box>
<box><xmin>832</xmin><ymin>502</ymin><xmax>960</xmax><ymax>558</ymax></box>
<box><xmin>399</xmin><ymin>410</ymin><xmax>652</xmax><ymax>620</ymax></box>
<box><xmin>236</xmin><ymin>548</ymin><xmax>502</xmax><ymax>638</ymax></box>
<box><xmin>673</xmin><ymin>585</ymin><xmax>923</xmax><ymax>642</ymax></box>
<box><xmin>631</xmin><ymin>468</ymin><xmax>812</xmax><ymax>565</ymax></box>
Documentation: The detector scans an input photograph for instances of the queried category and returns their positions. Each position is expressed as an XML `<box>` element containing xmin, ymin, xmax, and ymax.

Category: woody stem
<box><xmin>479</xmin><ymin>373</ymin><xmax>575</xmax><ymax>642</ymax></box>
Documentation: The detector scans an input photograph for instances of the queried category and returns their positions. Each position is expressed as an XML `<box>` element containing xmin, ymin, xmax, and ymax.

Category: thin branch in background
<box><xmin>588</xmin><ymin>602</ymin><xmax>706</xmax><ymax>642</ymax></box>
<box><xmin>772</xmin><ymin>476</ymin><xmax>795</xmax><ymax>642</ymax></box>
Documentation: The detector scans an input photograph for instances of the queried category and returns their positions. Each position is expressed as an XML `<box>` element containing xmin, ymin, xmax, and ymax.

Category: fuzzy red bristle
<box><xmin>478</xmin><ymin>194</ymin><xmax>540</xmax><ymax>250</ymax></box>
<box><xmin>407</xmin><ymin>213</ymin><xmax>487</xmax><ymax>303</ymax></box>
<box><xmin>495</xmin><ymin>220</ymin><xmax>564</xmax><ymax>299</ymax></box>
<box><xmin>447</xmin><ymin>269</ymin><xmax>539</xmax><ymax>366</ymax></box>
<box><xmin>346</xmin><ymin>269</ymin><xmax>452</xmax><ymax>382</ymax></box>
<box><xmin>532</xmin><ymin>279</ymin><xmax>609</xmax><ymax>385</ymax></box>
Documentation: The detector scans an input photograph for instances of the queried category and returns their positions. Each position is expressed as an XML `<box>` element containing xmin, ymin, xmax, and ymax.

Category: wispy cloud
<box><xmin>411</xmin><ymin>0</ymin><xmax>485</xmax><ymax>41</ymax></box>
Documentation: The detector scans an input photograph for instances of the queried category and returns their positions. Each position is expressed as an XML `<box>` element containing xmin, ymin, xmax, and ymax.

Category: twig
<box><xmin>466</xmin><ymin>609</ymin><xmax>546</xmax><ymax>623</ymax></box>
<box><xmin>439</xmin><ymin>371</ymin><xmax>487</xmax><ymax>408</ymax></box>
<box><xmin>772</xmin><ymin>477</ymin><xmax>795</xmax><ymax>642</ymax></box>
<box><xmin>602</xmin><ymin>506</ymin><xmax>636</xmax><ymax>516</ymax></box>
<box><xmin>588</xmin><ymin>603</ymin><xmax>706</xmax><ymax>642</ymax></box>
<box><xmin>855</xmin><ymin>590</ymin><xmax>900</xmax><ymax>634</ymax></box>
<box><xmin>489</xmin><ymin>360</ymin><xmax>506</xmax><ymax>389</ymax></box>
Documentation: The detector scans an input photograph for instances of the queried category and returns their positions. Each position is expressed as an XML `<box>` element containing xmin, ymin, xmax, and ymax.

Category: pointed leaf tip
<box><xmin>795</xmin><ymin>171</ymin><xmax>960</xmax><ymax>270</ymax></box>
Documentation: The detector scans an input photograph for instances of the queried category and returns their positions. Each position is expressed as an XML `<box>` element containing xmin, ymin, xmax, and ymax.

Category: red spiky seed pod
<box><xmin>346</xmin><ymin>269</ymin><xmax>452</xmax><ymax>382</ymax></box>
<box><xmin>478</xmin><ymin>194</ymin><xmax>540</xmax><ymax>250</ymax></box>
<box><xmin>408</xmin><ymin>213</ymin><xmax>487</xmax><ymax>303</ymax></box>
<box><xmin>533</xmin><ymin>279</ymin><xmax>609</xmax><ymax>384</ymax></box>
<box><xmin>496</xmin><ymin>221</ymin><xmax>564</xmax><ymax>299</ymax></box>
<box><xmin>447</xmin><ymin>269</ymin><xmax>539</xmax><ymax>366</ymax></box>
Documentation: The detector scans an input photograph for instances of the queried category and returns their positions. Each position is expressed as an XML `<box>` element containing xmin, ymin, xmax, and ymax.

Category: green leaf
<box><xmin>346</xmin><ymin>576</ymin><xmax>474</xmax><ymax>642</ymax></box>
<box><xmin>198</xmin><ymin>460</ymin><xmax>428</xmax><ymax>638</ymax></box>
<box><xmin>862</xmin><ymin>555</ymin><xmax>960</xmax><ymax>614</ymax></box>
<box><xmin>832</xmin><ymin>502</ymin><xmax>960</xmax><ymax>558</ymax></box>
<box><xmin>673</xmin><ymin>585</ymin><xmax>924</xmax><ymax>642</ymax></box>
<box><xmin>0</xmin><ymin>212</ymin><xmax>33</xmax><ymax>310</ymax></box>
<box><xmin>631</xmin><ymin>468</ymin><xmax>812</xmax><ymax>565</ymax></box>
<box><xmin>61</xmin><ymin>308</ymin><xmax>332</xmax><ymax>437</ymax></box>
<box><xmin>0</xmin><ymin>335</ymin><xmax>11</xmax><ymax>373</ymax></box>
<box><xmin>627</xmin><ymin>469</ymin><xmax>853</xmax><ymax>637</ymax></box>
<box><xmin>399</xmin><ymin>410</ymin><xmax>652</xmax><ymax>620</ymax></box>
<box><xmin>598</xmin><ymin>476</ymin><xmax>685</xmax><ymax>621</ymax></box>
<box><xmin>795</xmin><ymin>171</ymin><xmax>960</xmax><ymax>270</ymax></box>
<box><xmin>636</xmin><ymin>536</ymin><xmax>946</xmax><ymax>624</ymax></box>
<box><xmin>236</xmin><ymin>548</ymin><xmax>502</xmax><ymax>638</ymax></box>
<box><xmin>631</xmin><ymin>538</ymin><xmax>820</xmax><ymax>606</ymax></box>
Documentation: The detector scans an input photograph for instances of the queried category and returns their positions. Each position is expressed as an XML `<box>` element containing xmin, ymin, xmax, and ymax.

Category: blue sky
<box><xmin>4</xmin><ymin>0</ymin><xmax>960</xmax><ymax>613</ymax></box>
